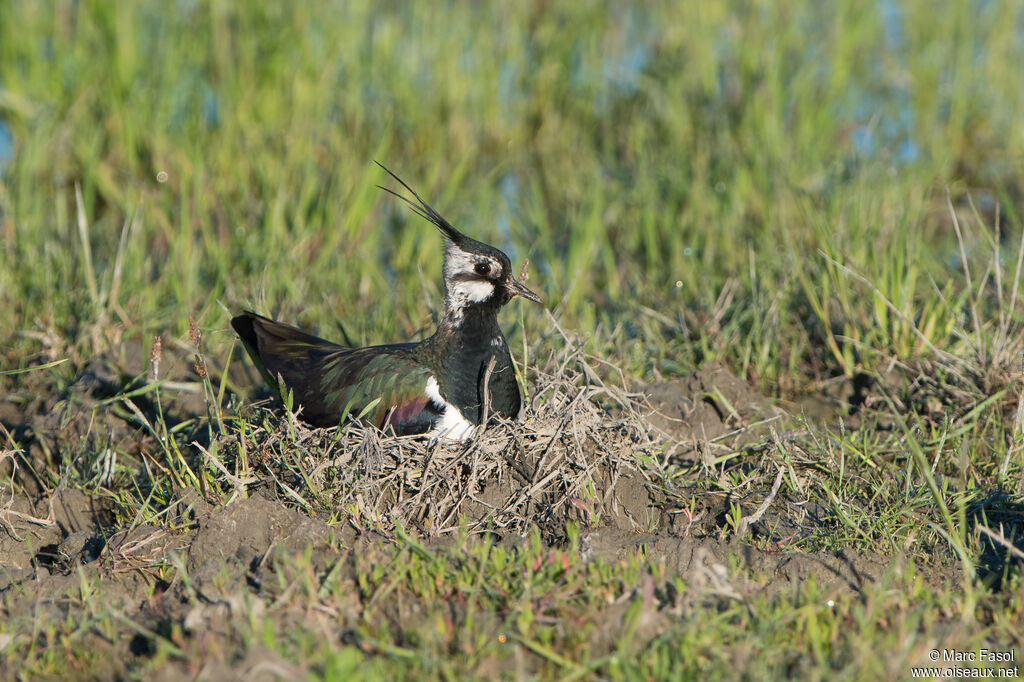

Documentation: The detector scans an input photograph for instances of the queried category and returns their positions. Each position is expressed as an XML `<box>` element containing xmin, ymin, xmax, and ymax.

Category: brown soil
<box><xmin>640</xmin><ymin>361</ymin><xmax>784</xmax><ymax>444</ymax></box>
<box><xmin>0</xmin><ymin>485</ymin><xmax>888</xmax><ymax>678</ymax></box>
<box><xmin>0</xmin><ymin>348</ymin><xmax>966</xmax><ymax>677</ymax></box>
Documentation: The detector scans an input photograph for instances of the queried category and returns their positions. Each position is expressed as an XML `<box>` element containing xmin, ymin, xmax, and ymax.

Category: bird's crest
<box><xmin>375</xmin><ymin>161</ymin><xmax>469</xmax><ymax>246</ymax></box>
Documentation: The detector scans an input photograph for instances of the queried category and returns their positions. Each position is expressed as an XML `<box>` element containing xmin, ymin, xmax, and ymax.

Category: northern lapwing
<box><xmin>231</xmin><ymin>165</ymin><xmax>542</xmax><ymax>441</ymax></box>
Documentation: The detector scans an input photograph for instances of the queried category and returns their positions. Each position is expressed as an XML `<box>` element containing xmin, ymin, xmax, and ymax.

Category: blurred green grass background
<box><xmin>2</xmin><ymin>3</ymin><xmax>1024</xmax><ymax>677</ymax></box>
<box><xmin>1</xmin><ymin>0</ymin><xmax>1022</xmax><ymax>390</ymax></box>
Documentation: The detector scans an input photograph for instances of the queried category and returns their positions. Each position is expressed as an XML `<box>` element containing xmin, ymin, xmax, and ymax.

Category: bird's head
<box><xmin>441</xmin><ymin>236</ymin><xmax>541</xmax><ymax>310</ymax></box>
<box><xmin>377</xmin><ymin>163</ymin><xmax>541</xmax><ymax>317</ymax></box>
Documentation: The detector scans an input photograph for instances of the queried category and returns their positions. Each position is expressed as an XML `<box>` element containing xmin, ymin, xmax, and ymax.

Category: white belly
<box><xmin>424</xmin><ymin>376</ymin><xmax>476</xmax><ymax>441</ymax></box>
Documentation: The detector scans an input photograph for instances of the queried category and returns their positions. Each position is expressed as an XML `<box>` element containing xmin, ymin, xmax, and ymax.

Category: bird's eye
<box><xmin>474</xmin><ymin>262</ymin><xmax>490</xmax><ymax>276</ymax></box>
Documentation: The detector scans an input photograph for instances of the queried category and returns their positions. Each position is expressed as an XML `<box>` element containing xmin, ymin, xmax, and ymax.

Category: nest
<box><xmin>230</xmin><ymin>341</ymin><xmax>665</xmax><ymax>536</ymax></box>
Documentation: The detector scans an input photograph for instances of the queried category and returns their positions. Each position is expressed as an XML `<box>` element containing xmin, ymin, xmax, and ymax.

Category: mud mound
<box><xmin>640</xmin><ymin>362</ymin><xmax>784</xmax><ymax>458</ymax></box>
<box><xmin>187</xmin><ymin>493</ymin><xmax>338</xmax><ymax>592</ymax></box>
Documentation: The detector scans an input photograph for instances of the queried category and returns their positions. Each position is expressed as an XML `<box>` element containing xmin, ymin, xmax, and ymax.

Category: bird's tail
<box><xmin>230</xmin><ymin>311</ymin><xmax>343</xmax><ymax>405</ymax></box>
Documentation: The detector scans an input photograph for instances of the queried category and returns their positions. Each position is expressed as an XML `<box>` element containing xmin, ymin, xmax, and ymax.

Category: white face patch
<box><xmin>443</xmin><ymin>243</ymin><xmax>502</xmax><ymax>318</ymax></box>
<box><xmin>424</xmin><ymin>376</ymin><xmax>476</xmax><ymax>441</ymax></box>
<box><xmin>452</xmin><ymin>279</ymin><xmax>495</xmax><ymax>303</ymax></box>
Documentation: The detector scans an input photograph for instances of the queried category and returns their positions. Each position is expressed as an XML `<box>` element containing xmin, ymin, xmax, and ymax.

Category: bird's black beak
<box><xmin>509</xmin><ymin>278</ymin><xmax>542</xmax><ymax>304</ymax></box>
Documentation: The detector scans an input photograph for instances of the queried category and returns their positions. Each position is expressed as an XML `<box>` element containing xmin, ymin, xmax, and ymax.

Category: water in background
<box><xmin>0</xmin><ymin>118</ymin><xmax>12</xmax><ymax>178</ymax></box>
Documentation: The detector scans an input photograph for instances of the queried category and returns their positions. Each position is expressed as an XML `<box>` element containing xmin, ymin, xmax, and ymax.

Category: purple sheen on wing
<box><xmin>382</xmin><ymin>395</ymin><xmax>430</xmax><ymax>428</ymax></box>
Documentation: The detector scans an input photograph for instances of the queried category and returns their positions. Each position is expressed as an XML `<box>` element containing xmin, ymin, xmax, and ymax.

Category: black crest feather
<box><xmin>375</xmin><ymin>161</ymin><xmax>466</xmax><ymax>245</ymax></box>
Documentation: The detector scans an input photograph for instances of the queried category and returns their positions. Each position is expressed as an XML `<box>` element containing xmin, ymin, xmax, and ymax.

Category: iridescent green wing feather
<box><xmin>316</xmin><ymin>348</ymin><xmax>439</xmax><ymax>433</ymax></box>
<box><xmin>231</xmin><ymin>312</ymin><xmax>440</xmax><ymax>433</ymax></box>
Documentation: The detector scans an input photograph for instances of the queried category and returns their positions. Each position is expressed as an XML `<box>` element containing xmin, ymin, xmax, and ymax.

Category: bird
<box><xmin>231</xmin><ymin>164</ymin><xmax>542</xmax><ymax>441</ymax></box>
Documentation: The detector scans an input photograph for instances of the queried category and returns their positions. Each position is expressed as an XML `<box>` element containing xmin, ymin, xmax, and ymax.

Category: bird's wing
<box><xmin>231</xmin><ymin>311</ymin><xmax>440</xmax><ymax>432</ymax></box>
<box><xmin>316</xmin><ymin>347</ymin><xmax>440</xmax><ymax>432</ymax></box>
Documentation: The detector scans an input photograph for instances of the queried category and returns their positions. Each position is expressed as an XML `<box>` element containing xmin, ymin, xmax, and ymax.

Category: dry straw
<box><xmin>230</xmin><ymin>333</ymin><xmax>664</xmax><ymax>537</ymax></box>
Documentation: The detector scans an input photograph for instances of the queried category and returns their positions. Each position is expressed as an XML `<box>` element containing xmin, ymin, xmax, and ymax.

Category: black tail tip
<box><xmin>231</xmin><ymin>311</ymin><xmax>258</xmax><ymax>347</ymax></box>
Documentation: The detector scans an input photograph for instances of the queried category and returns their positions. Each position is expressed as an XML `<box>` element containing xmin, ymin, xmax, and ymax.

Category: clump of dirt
<box><xmin>638</xmin><ymin>361</ymin><xmax>785</xmax><ymax>465</ymax></box>
<box><xmin>186</xmin><ymin>492</ymin><xmax>341</xmax><ymax>593</ymax></box>
<box><xmin>0</xmin><ymin>485</ymin><xmax>118</xmax><ymax>590</ymax></box>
